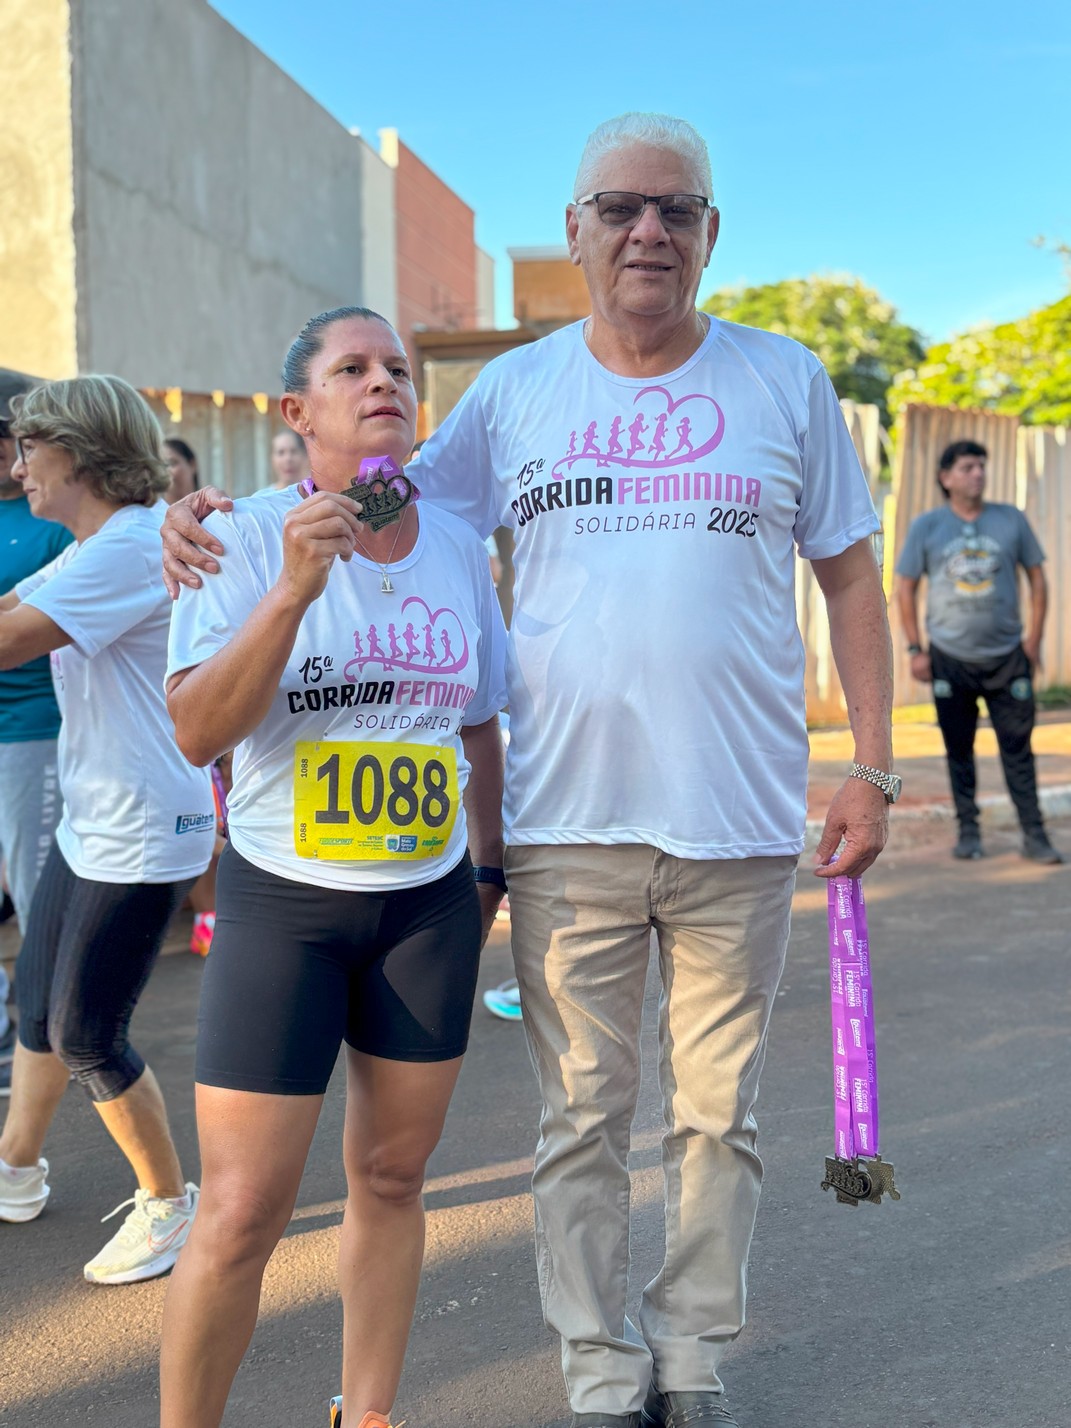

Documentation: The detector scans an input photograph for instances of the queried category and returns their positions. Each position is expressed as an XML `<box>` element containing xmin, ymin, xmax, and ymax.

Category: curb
<box><xmin>803</xmin><ymin>782</ymin><xmax>1071</xmax><ymax>853</ymax></box>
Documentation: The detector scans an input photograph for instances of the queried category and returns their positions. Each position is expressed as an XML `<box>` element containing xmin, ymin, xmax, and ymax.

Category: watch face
<box><xmin>887</xmin><ymin>774</ymin><xmax>903</xmax><ymax>804</ymax></box>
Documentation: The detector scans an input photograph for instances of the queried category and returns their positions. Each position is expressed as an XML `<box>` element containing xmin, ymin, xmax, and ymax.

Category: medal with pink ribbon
<box><xmin>298</xmin><ymin>454</ymin><xmax>420</xmax><ymax>532</ymax></box>
<box><xmin>820</xmin><ymin>872</ymin><xmax>900</xmax><ymax>1207</ymax></box>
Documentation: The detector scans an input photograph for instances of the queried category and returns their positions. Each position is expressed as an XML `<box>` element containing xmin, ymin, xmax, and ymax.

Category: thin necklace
<box><xmin>352</xmin><ymin>506</ymin><xmax>409</xmax><ymax>594</ymax></box>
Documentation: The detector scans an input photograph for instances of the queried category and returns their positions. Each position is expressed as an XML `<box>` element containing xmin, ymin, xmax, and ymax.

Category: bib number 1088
<box><xmin>316</xmin><ymin>750</ymin><xmax>451</xmax><ymax>827</ymax></box>
<box><xmin>294</xmin><ymin>741</ymin><xmax>458</xmax><ymax>861</ymax></box>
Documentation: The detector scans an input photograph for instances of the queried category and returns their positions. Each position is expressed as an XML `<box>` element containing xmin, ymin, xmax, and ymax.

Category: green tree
<box><xmin>887</xmin><ymin>294</ymin><xmax>1071</xmax><ymax>427</ymax></box>
<box><xmin>702</xmin><ymin>275</ymin><xmax>924</xmax><ymax>420</ymax></box>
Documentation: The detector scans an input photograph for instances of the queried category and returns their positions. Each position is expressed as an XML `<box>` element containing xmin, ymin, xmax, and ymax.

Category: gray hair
<box><xmin>573</xmin><ymin>113</ymin><xmax>713</xmax><ymax>201</ymax></box>
<box><xmin>11</xmin><ymin>375</ymin><xmax>168</xmax><ymax>506</ymax></box>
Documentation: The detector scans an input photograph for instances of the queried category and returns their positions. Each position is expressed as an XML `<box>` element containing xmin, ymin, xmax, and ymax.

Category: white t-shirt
<box><xmin>413</xmin><ymin>317</ymin><xmax>879</xmax><ymax>858</ymax></box>
<box><xmin>166</xmin><ymin>490</ymin><xmax>508</xmax><ymax>891</ymax></box>
<box><xmin>17</xmin><ymin>502</ymin><xmax>215</xmax><ymax>883</ymax></box>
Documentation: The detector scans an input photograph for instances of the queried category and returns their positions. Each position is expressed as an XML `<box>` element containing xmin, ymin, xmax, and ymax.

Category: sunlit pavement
<box><xmin>2</xmin><ymin>813</ymin><xmax>1069</xmax><ymax>1426</ymax></box>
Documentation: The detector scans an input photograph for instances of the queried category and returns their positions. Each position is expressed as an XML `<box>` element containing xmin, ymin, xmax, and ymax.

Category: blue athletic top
<box><xmin>0</xmin><ymin>495</ymin><xmax>73</xmax><ymax>742</ymax></box>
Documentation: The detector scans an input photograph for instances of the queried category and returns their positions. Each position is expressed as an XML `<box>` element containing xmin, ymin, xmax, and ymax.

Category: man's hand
<box><xmin>161</xmin><ymin>486</ymin><xmax>234</xmax><ymax>598</ymax></box>
<box><xmin>1023</xmin><ymin>635</ymin><xmax>1042</xmax><ymax>672</ymax></box>
<box><xmin>909</xmin><ymin>650</ymin><xmax>932</xmax><ymax>683</ymax></box>
<box><xmin>814</xmin><ymin>777</ymin><xmax>889</xmax><ymax>878</ymax></box>
<box><xmin>276</xmin><ymin>492</ymin><xmax>362</xmax><ymax>608</ymax></box>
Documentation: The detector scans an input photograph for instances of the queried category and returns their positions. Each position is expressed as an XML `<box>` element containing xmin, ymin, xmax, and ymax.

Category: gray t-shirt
<box><xmin>896</xmin><ymin>502</ymin><xmax>1044</xmax><ymax>661</ymax></box>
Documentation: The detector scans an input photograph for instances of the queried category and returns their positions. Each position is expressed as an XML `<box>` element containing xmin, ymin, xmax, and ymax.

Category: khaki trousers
<box><xmin>504</xmin><ymin>843</ymin><xmax>798</xmax><ymax>1418</ymax></box>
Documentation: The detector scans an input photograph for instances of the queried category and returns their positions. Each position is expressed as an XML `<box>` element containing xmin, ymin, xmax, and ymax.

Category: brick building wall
<box><xmin>382</xmin><ymin>130</ymin><xmax>478</xmax><ymax>373</ymax></box>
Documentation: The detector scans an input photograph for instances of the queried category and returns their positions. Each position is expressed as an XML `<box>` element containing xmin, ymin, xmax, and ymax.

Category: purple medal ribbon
<box><xmin>298</xmin><ymin>454</ymin><xmax>421</xmax><ymax>507</ymax></box>
<box><xmin>827</xmin><ymin>873</ymin><xmax>879</xmax><ymax>1160</ymax></box>
<box><xmin>210</xmin><ymin>761</ymin><xmax>229</xmax><ymax>841</ymax></box>
<box><xmin>822</xmin><ymin>871</ymin><xmax>898</xmax><ymax>1205</ymax></box>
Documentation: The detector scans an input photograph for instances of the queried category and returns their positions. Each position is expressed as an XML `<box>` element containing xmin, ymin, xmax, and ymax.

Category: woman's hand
<box><xmin>162</xmin><ymin>487</ymin><xmax>234</xmax><ymax>598</ymax></box>
<box><xmin>276</xmin><ymin>491</ymin><xmax>363</xmax><ymax>608</ymax></box>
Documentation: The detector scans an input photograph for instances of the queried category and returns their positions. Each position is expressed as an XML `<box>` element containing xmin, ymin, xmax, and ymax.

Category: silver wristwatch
<box><xmin>849</xmin><ymin>762</ymin><xmax>902</xmax><ymax>804</ymax></box>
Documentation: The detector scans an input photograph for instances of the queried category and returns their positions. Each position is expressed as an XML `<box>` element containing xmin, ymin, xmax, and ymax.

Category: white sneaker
<box><xmin>84</xmin><ymin>1182</ymin><xmax>199</xmax><ymax>1284</ymax></box>
<box><xmin>0</xmin><ymin>1156</ymin><xmax>50</xmax><ymax>1222</ymax></box>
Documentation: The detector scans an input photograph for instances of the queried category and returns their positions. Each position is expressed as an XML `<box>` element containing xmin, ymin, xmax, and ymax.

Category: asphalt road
<box><xmin>2</xmin><ymin>817</ymin><xmax>1069</xmax><ymax>1428</ymax></box>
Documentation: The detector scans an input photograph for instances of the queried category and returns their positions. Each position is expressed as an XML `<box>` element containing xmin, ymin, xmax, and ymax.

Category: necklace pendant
<box><xmin>380</xmin><ymin>572</ymin><xmax>394</xmax><ymax>594</ymax></box>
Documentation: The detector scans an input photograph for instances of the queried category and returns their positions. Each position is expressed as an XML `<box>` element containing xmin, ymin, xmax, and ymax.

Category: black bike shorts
<box><xmin>196</xmin><ymin>843</ymin><xmax>483</xmax><ymax>1095</ymax></box>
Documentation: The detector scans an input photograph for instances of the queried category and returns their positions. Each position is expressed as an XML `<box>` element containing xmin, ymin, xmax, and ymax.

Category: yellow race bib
<box><xmin>294</xmin><ymin>741</ymin><xmax>458</xmax><ymax>861</ymax></box>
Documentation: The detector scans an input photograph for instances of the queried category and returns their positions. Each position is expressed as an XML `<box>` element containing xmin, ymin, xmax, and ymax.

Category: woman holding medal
<box><xmin>161</xmin><ymin>306</ymin><xmax>507</xmax><ymax>1428</ymax></box>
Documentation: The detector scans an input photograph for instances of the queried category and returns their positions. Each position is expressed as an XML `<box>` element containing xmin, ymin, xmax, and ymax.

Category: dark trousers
<box><xmin>929</xmin><ymin>643</ymin><xmax>1043</xmax><ymax>834</ymax></box>
<box><xmin>16</xmin><ymin>841</ymin><xmax>194</xmax><ymax>1101</ymax></box>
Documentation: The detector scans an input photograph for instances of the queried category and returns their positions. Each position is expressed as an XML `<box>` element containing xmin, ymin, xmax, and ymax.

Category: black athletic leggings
<box><xmin>195</xmin><ymin>844</ymin><xmax>483</xmax><ymax>1096</ymax></box>
<box><xmin>16</xmin><ymin>841</ymin><xmax>194</xmax><ymax>1102</ymax></box>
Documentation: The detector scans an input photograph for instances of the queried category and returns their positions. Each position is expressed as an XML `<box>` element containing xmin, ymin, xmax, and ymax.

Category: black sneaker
<box><xmin>641</xmin><ymin>1387</ymin><xmax>739</xmax><ymax>1427</ymax></box>
<box><xmin>1022</xmin><ymin>832</ymin><xmax>1064</xmax><ymax>864</ymax></box>
<box><xmin>952</xmin><ymin>827</ymin><xmax>983</xmax><ymax>859</ymax></box>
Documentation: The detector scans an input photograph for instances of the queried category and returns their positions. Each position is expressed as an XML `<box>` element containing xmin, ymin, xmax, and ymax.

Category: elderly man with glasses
<box><xmin>163</xmin><ymin>112</ymin><xmax>894</xmax><ymax>1428</ymax></box>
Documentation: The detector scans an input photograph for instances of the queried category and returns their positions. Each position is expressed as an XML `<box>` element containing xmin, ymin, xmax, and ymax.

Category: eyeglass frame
<box><xmin>11</xmin><ymin>434</ymin><xmax>50</xmax><ymax>466</ymax></box>
<box><xmin>572</xmin><ymin>191</ymin><xmax>714</xmax><ymax>230</ymax></box>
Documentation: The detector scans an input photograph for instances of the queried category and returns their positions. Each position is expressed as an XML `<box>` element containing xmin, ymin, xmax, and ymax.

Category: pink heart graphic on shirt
<box><xmin>344</xmin><ymin>596</ymin><xmax>470</xmax><ymax>679</ymax></box>
<box><xmin>551</xmin><ymin>384</ymin><xmax>725</xmax><ymax>479</ymax></box>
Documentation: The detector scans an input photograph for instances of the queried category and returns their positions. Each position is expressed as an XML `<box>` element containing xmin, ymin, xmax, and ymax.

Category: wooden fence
<box><xmin>796</xmin><ymin>400</ymin><xmax>885</xmax><ymax>721</ymax></box>
<box><xmin>1019</xmin><ymin>424</ymin><xmax>1071</xmax><ymax>687</ymax></box>
<box><xmin>805</xmin><ymin>402</ymin><xmax>1070</xmax><ymax>723</ymax></box>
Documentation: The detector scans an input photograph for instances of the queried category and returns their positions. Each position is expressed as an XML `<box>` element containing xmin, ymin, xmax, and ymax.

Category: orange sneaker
<box><xmin>328</xmin><ymin>1402</ymin><xmax>403</xmax><ymax>1428</ymax></box>
<box><xmin>189</xmin><ymin>911</ymin><xmax>215</xmax><ymax>957</ymax></box>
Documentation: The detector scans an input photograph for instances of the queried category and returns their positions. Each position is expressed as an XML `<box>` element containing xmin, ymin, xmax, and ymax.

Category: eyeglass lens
<box><xmin>595</xmin><ymin>193</ymin><xmax>708</xmax><ymax>229</ymax></box>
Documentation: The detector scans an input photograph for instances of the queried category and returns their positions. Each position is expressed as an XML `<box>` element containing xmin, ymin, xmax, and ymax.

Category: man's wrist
<box><xmin>472</xmin><ymin>864</ymin><xmax>507</xmax><ymax>892</ymax></box>
<box><xmin>907</xmin><ymin>642</ymin><xmax>924</xmax><ymax>656</ymax></box>
<box><xmin>849</xmin><ymin>762</ymin><xmax>902</xmax><ymax>803</ymax></box>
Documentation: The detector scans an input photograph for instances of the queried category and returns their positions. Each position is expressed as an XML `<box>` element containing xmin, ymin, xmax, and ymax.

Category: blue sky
<box><xmin>210</xmin><ymin>0</ymin><xmax>1071</xmax><ymax>346</ymax></box>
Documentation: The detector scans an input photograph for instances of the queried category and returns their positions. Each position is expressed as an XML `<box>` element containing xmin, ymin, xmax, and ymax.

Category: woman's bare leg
<box><xmin>159</xmin><ymin>1084</ymin><xmax>322</xmax><ymax>1428</ymax></box>
<box><xmin>93</xmin><ymin>1066</ymin><xmax>185</xmax><ymax>1198</ymax></box>
<box><xmin>0</xmin><ymin>1042</ymin><xmax>69</xmax><ymax>1166</ymax></box>
<box><xmin>339</xmin><ymin>1048</ymin><xmax>464</xmax><ymax>1420</ymax></box>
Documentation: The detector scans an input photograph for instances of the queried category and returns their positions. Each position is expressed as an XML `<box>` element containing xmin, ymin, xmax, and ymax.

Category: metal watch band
<box><xmin>849</xmin><ymin>762</ymin><xmax>895</xmax><ymax>797</ymax></box>
<box><xmin>472</xmin><ymin>865</ymin><xmax>507</xmax><ymax>892</ymax></box>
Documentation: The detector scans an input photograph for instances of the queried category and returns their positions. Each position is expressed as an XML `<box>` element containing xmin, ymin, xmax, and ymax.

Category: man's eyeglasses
<box><xmin>574</xmin><ymin>192</ymin><xmax>712</xmax><ymax>230</ymax></box>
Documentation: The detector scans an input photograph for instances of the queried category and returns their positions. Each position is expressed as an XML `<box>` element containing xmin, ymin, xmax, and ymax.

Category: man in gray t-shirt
<box><xmin>896</xmin><ymin>438</ymin><xmax>1060</xmax><ymax>863</ymax></box>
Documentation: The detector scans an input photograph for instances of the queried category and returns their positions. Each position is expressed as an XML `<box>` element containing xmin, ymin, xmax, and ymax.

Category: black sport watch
<box><xmin>472</xmin><ymin>865</ymin><xmax>507</xmax><ymax>892</ymax></box>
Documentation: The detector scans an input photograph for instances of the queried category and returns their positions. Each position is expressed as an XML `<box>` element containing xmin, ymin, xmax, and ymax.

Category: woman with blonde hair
<box><xmin>0</xmin><ymin>375</ymin><xmax>214</xmax><ymax>1284</ymax></box>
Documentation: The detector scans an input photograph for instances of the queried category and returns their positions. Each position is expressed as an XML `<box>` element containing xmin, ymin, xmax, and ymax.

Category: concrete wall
<box><xmin>475</xmin><ymin>247</ymin><xmax>495</xmax><ymax>329</ymax></box>
<box><xmin>69</xmin><ymin>0</ymin><xmax>377</xmax><ymax>395</ymax></box>
<box><xmin>353</xmin><ymin>134</ymin><xmax>397</xmax><ymax>326</ymax></box>
<box><xmin>0</xmin><ymin>0</ymin><xmax>79</xmax><ymax>379</ymax></box>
